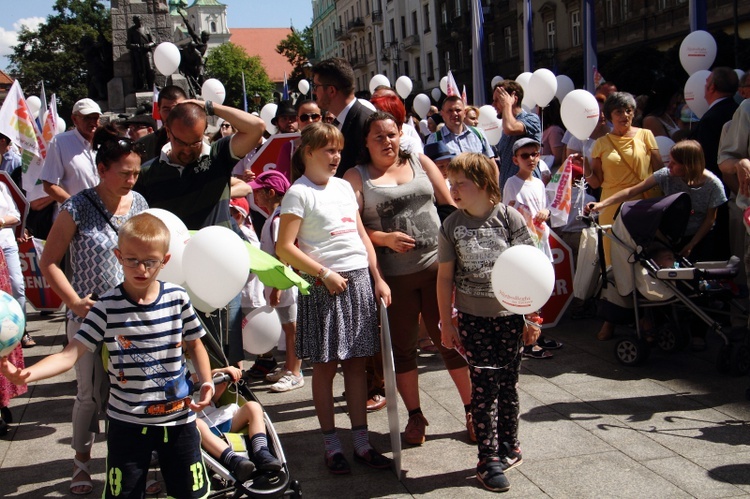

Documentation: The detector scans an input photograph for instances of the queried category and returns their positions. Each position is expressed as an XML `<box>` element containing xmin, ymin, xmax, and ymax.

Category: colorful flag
<box><xmin>41</xmin><ymin>94</ymin><xmax>58</xmax><ymax>148</ymax></box>
<box><xmin>470</xmin><ymin>0</ymin><xmax>486</xmax><ymax>106</ymax></box>
<box><xmin>545</xmin><ymin>154</ymin><xmax>574</xmax><ymax>227</ymax></box>
<box><xmin>583</xmin><ymin>0</ymin><xmax>598</xmax><ymax>92</ymax></box>
<box><xmin>152</xmin><ymin>84</ymin><xmax>161</xmax><ymax>127</ymax></box>
<box><xmin>461</xmin><ymin>85</ymin><xmax>468</xmax><ymax>104</ymax></box>
<box><xmin>523</xmin><ymin>0</ymin><xmax>534</xmax><ymax>72</ymax></box>
<box><xmin>241</xmin><ymin>71</ymin><xmax>249</xmax><ymax>113</ymax></box>
<box><xmin>0</xmin><ymin>81</ymin><xmax>47</xmax><ymax>191</ymax></box>
<box><xmin>446</xmin><ymin>70</ymin><xmax>461</xmax><ymax>98</ymax></box>
<box><xmin>282</xmin><ymin>72</ymin><xmax>289</xmax><ymax>101</ymax></box>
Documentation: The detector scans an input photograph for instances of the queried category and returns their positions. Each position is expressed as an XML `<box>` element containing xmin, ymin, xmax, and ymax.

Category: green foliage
<box><xmin>205</xmin><ymin>42</ymin><xmax>274</xmax><ymax>110</ymax></box>
<box><xmin>8</xmin><ymin>0</ymin><xmax>111</xmax><ymax>119</ymax></box>
<box><xmin>276</xmin><ymin>27</ymin><xmax>314</xmax><ymax>88</ymax></box>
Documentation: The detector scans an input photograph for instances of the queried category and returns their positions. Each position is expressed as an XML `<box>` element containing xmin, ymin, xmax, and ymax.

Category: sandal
<box><xmin>418</xmin><ymin>337</ymin><xmax>439</xmax><ymax>353</ymax></box>
<box><xmin>324</xmin><ymin>452</ymin><xmax>351</xmax><ymax>474</ymax></box>
<box><xmin>71</xmin><ymin>458</ymin><xmax>94</xmax><ymax>495</ymax></box>
<box><xmin>353</xmin><ymin>448</ymin><xmax>392</xmax><ymax>470</ymax></box>
<box><xmin>537</xmin><ymin>336</ymin><xmax>563</xmax><ymax>350</ymax></box>
<box><xmin>522</xmin><ymin>345</ymin><xmax>553</xmax><ymax>359</ymax></box>
<box><xmin>145</xmin><ymin>478</ymin><xmax>162</xmax><ymax>495</ymax></box>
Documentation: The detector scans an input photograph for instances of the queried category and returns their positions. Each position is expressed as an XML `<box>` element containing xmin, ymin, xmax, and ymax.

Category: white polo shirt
<box><xmin>39</xmin><ymin>128</ymin><xmax>98</xmax><ymax>197</ymax></box>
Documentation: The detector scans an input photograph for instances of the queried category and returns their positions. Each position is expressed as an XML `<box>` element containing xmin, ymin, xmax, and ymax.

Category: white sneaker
<box><xmin>269</xmin><ymin>373</ymin><xmax>304</xmax><ymax>392</ymax></box>
<box><xmin>265</xmin><ymin>367</ymin><xmax>286</xmax><ymax>383</ymax></box>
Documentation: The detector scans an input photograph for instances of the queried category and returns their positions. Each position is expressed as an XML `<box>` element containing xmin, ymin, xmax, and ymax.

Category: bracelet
<box><xmin>320</xmin><ymin>268</ymin><xmax>332</xmax><ymax>281</ymax></box>
<box><xmin>205</xmin><ymin>100</ymin><xmax>214</xmax><ymax>116</ymax></box>
<box><xmin>201</xmin><ymin>381</ymin><xmax>215</xmax><ymax>396</ymax></box>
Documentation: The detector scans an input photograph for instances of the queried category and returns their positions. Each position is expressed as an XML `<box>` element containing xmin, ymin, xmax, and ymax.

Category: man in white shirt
<box><xmin>40</xmin><ymin>98</ymin><xmax>102</xmax><ymax>203</ymax></box>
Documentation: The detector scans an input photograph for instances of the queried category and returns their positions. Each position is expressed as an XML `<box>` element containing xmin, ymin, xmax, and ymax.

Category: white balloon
<box><xmin>143</xmin><ymin>208</ymin><xmax>190</xmax><ymax>285</ymax></box>
<box><xmin>679</xmin><ymin>30</ymin><xmax>717</xmax><ymax>76</ymax></box>
<box><xmin>478</xmin><ymin>105</ymin><xmax>498</xmax><ymax>125</ymax></box>
<box><xmin>413</xmin><ymin>93</ymin><xmax>431</xmax><ymax>119</ymax></box>
<box><xmin>683</xmin><ymin>69</ymin><xmax>711</xmax><ymax>118</ymax></box>
<box><xmin>555</xmin><ymin>75</ymin><xmax>575</xmax><ymax>102</ymax></box>
<box><xmin>654</xmin><ymin>136</ymin><xmax>675</xmax><ymax>167</ymax></box>
<box><xmin>479</xmin><ymin>117</ymin><xmax>503</xmax><ymax>146</ymax></box>
<box><xmin>395</xmin><ymin>75</ymin><xmax>413</xmax><ymax>99</ymax></box>
<box><xmin>560</xmin><ymin>89</ymin><xmax>600</xmax><ymax>141</ymax></box>
<box><xmin>491</xmin><ymin>245</ymin><xmax>555</xmax><ymax>315</ymax></box>
<box><xmin>153</xmin><ymin>42</ymin><xmax>181</xmax><ymax>76</ymax></box>
<box><xmin>431</xmin><ymin>87</ymin><xmax>442</xmax><ymax>102</ymax></box>
<box><xmin>359</xmin><ymin>98</ymin><xmax>376</xmax><ymax>112</ymax></box>
<box><xmin>26</xmin><ymin>96</ymin><xmax>41</xmax><ymax>118</ymax></box>
<box><xmin>418</xmin><ymin>119</ymin><xmax>430</xmax><ymax>136</ymax></box>
<box><xmin>439</xmin><ymin>76</ymin><xmax>448</xmax><ymax>94</ymax></box>
<box><xmin>260</xmin><ymin>103</ymin><xmax>278</xmax><ymax>132</ymax></box>
<box><xmin>369</xmin><ymin>74</ymin><xmax>391</xmax><ymax>94</ymax></box>
<box><xmin>521</xmin><ymin>94</ymin><xmax>537</xmax><ymax>112</ymax></box>
<box><xmin>184</xmin><ymin>284</ymin><xmax>217</xmax><ymax>313</ymax></box>
<box><xmin>515</xmin><ymin>72</ymin><xmax>533</xmax><ymax>91</ymax></box>
<box><xmin>528</xmin><ymin>69</ymin><xmax>558</xmax><ymax>108</ymax></box>
<box><xmin>56</xmin><ymin>116</ymin><xmax>66</xmax><ymax>133</ymax></box>
<box><xmin>183</xmin><ymin>226</ymin><xmax>250</xmax><ymax>309</ymax></box>
<box><xmin>242</xmin><ymin>306</ymin><xmax>283</xmax><ymax>355</ymax></box>
<box><xmin>201</xmin><ymin>78</ymin><xmax>226</xmax><ymax>105</ymax></box>
<box><xmin>298</xmin><ymin>79</ymin><xmax>310</xmax><ymax>94</ymax></box>
<box><xmin>491</xmin><ymin>75</ymin><xmax>504</xmax><ymax>88</ymax></box>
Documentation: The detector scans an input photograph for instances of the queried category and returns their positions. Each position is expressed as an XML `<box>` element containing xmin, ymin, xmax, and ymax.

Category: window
<box><xmin>416</xmin><ymin>56</ymin><xmax>422</xmax><ymax>79</ymax></box>
<box><xmin>390</xmin><ymin>19</ymin><xmax>396</xmax><ymax>41</ymax></box>
<box><xmin>423</xmin><ymin>4</ymin><xmax>431</xmax><ymax>33</ymax></box>
<box><xmin>444</xmin><ymin>51</ymin><xmax>451</xmax><ymax>72</ymax></box>
<box><xmin>657</xmin><ymin>0</ymin><xmax>667</xmax><ymax>9</ymax></box>
<box><xmin>404</xmin><ymin>60</ymin><xmax>410</xmax><ymax>77</ymax></box>
<box><xmin>441</xmin><ymin>3</ymin><xmax>448</xmax><ymax>25</ymax></box>
<box><xmin>380</xmin><ymin>30</ymin><xmax>385</xmax><ymax>49</ymax></box>
<box><xmin>401</xmin><ymin>16</ymin><xmax>407</xmax><ymax>38</ymax></box>
<box><xmin>412</xmin><ymin>11</ymin><xmax>418</xmax><ymax>36</ymax></box>
<box><xmin>571</xmin><ymin>10</ymin><xmax>581</xmax><ymax>47</ymax></box>
<box><xmin>546</xmin><ymin>20</ymin><xmax>556</xmax><ymax>50</ymax></box>
<box><xmin>620</xmin><ymin>0</ymin><xmax>629</xmax><ymax>20</ymax></box>
<box><xmin>488</xmin><ymin>32</ymin><xmax>496</xmax><ymax>61</ymax></box>
<box><xmin>210</xmin><ymin>21</ymin><xmax>217</xmax><ymax>33</ymax></box>
<box><xmin>455</xmin><ymin>0</ymin><xmax>462</xmax><ymax>18</ymax></box>
<box><xmin>427</xmin><ymin>52</ymin><xmax>435</xmax><ymax>80</ymax></box>
<box><xmin>504</xmin><ymin>26</ymin><xmax>513</xmax><ymax>57</ymax></box>
<box><xmin>458</xmin><ymin>41</ymin><xmax>465</xmax><ymax>69</ymax></box>
<box><xmin>368</xmin><ymin>32</ymin><xmax>373</xmax><ymax>54</ymax></box>
<box><xmin>605</xmin><ymin>0</ymin><xmax>615</xmax><ymax>25</ymax></box>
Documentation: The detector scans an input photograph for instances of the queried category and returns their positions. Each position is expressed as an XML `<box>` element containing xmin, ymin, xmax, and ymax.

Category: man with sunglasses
<box><xmin>40</xmin><ymin>98</ymin><xmax>102</xmax><ymax>204</ymax></box>
<box><xmin>312</xmin><ymin>58</ymin><xmax>373</xmax><ymax>177</ymax></box>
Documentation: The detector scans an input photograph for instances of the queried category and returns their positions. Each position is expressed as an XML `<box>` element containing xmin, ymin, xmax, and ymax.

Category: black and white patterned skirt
<box><xmin>296</xmin><ymin>268</ymin><xmax>381</xmax><ymax>363</ymax></box>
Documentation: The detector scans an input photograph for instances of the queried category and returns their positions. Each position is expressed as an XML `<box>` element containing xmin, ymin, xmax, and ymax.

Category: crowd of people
<box><xmin>0</xmin><ymin>56</ymin><xmax>748</xmax><ymax>496</ymax></box>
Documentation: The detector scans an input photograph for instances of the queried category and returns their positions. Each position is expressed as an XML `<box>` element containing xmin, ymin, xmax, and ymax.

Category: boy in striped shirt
<box><xmin>1</xmin><ymin>213</ymin><xmax>214</xmax><ymax>498</ymax></box>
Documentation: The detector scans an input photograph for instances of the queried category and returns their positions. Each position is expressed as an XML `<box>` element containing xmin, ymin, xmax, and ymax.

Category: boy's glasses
<box><xmin>121</xmin><ymin>258</ymin><xmax>164</xmax><ymax>270</ymax></box>
<box><xmin>518</xmin><ymin>152</ymin><xmax>540</xmax><ymax>160</ymax></box>
<box><xmin>299</xmin><ymin>113</ymin><xmax>321</xmax><ymax>123</ymax></box>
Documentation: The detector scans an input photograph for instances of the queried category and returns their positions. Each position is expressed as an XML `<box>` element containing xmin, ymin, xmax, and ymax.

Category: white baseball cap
<box><xmin>72</xmin><ymin>98</ymin><xmax>102</xmax><ymax>116</ymax></box>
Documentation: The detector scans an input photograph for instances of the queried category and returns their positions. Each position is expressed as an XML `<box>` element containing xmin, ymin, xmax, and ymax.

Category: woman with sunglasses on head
<box><xmin>39</xmin><ymin>124</ymin><xmax>148</xmax><ymax>495</ymax></box>
<box><xmin>274</xmin><ymin>99</ymin><xmax>322</xmax><ymax>182</ymax></box>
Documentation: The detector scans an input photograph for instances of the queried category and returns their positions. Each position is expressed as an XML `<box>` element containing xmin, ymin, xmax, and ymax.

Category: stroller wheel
<box><xmin>729</xmin><ymin>344</ymin><xmax>750</xmax><ymax>376</ymax></box>
<box><xmin>657</xmin><ymin>325</ymin><xmax>686</xmax><ymax>352</ymax></box>
<box><xmin>290</xmin><ymin>480</ymin><xmax>302</xmax><ymax>498</ymax></box>
<box><xmin>615</xmin><ymin>338</ymin><xmax>650</xmax><ymax>366</ymax></box>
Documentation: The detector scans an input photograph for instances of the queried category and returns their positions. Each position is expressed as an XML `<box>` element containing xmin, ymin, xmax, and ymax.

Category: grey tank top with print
<box><xmin>355</xmin><ymin>154</ymin><xmax>440</xmax><ymax>276</ymax></box>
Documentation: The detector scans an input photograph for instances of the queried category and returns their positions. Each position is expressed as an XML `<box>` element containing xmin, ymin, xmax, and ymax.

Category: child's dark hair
<box><xmin>290</xmin><ymin>122</ymin><xmax>344</xmax><ymax>182</ymax></box>
<box><xmin>118</xmin><ymin>213</ymin><xmax>170</xmax><ymax>254</ymax></box>
<box><xmin>93</xmin><ymin>124</ymin><xmax>144</xmax><ymax>170</ymax></box>
<box><xmin>357</xmin><ymin>111</ymin><xmax>411</xmax><ymax>165</ymax></box>
<box><xmin>446</xmin><ymin>152</ymin><xmax>502</xmax><ymax>204</ymax></box>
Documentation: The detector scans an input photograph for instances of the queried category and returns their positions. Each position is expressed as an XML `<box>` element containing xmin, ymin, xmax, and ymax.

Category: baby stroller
<box><xmin>591</xmin><ymin>192</ymin><xmax>749</xmax><ymax>372</ymax></box>
<box><xmin>196</xmin><ymin>327</ymin><xmax>301</xmax><ymax>499</ymax></box>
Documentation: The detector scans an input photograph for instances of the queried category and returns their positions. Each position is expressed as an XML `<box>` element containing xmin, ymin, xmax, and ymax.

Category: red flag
<box><xmin>152</xmin><ymin>84</ymin><xmax>161</xmax><ymax>127</ymax></box>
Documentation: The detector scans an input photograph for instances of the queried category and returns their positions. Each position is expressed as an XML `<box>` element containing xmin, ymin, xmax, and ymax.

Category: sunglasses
<box><xmin>298</xmin><ymin>113</ymin><xmax>321</xmax><ymax>123</ymax></box>
<box><xmin>99</xmin><ymin>137</ymin><xmax>146</xmax><ymax>158</ymax></box>
<box><xmin>518</xmin><ymin>152</ymin><xmax>540</xmax><ymax>160</ymax></box>
<box><xmin>120</xmin><ymin>257</ymin><xmax>164</xmax><ymax>270</ymax></box>
<box><xmin>220</xmin><ymin>123</ymin><xmax>233</xmax><ymax>129</ymax></box>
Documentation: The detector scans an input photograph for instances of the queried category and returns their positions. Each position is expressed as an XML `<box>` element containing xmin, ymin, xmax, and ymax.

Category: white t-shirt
<box><xmin>259</xmin><ymin>206</ymin><xmax>298</xmax><ymax>307</ymax></box>
<box><xmin>503</xmin><ymin>175</ymin><xmax>552</xmax><ymax>260</ymax></box>
<box><xmin>39</xmin><ymin>129</ymin><xmax>98</xmax><ymax>197</ymax></box>
<box><xmin>280</xmin><ymin>176</ymin><xmax>368</xmax><ymax>272</ymax></box>
<box><xmin>401</xmin><ymin>123</ymin><xmax>424</xmax><ymax>155</ymax></box>
<box><xmin>0</xmin><ymin>183</ymin><xmax>20</xmax><ymax>249</ymax></box>
<box><xmin>238</xmin><ymin>224</ymin><xmax>266</xmax><ymax>309</ymax></box>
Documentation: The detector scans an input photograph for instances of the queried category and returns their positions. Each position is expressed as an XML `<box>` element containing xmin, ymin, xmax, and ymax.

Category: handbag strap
<box><xmin>606</xmin><ymin>132</ymin><xmax>646</xmax><ymax>181</ymax></box>
<box><xmin>82</xmin><ymin>191</ymin><xmax>119</xmax><ymax>234</ymax></box>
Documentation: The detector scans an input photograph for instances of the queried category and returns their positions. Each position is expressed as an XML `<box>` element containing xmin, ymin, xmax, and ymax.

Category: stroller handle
<box><xmin>212</xmin><ymin>372</ymin><xmax>233</xmax><ymax>385</ymax></box>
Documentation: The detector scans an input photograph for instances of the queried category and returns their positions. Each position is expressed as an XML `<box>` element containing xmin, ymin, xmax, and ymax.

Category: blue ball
<box><xmin>0</xmin><ymin>291</ymin><xmax>25</xmax><ymax>357</ymax></box>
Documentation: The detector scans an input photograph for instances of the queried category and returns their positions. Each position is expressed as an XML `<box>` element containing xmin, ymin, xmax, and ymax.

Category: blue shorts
<box><xmin>105</xmin><ymin>418</ymin><xmax>209</xmax><ymax>498</ymax></box>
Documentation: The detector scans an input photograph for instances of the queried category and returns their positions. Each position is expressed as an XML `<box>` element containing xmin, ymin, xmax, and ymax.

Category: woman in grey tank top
<box><xmin>344</xmin><ymin>112</ymin><xmax>474</xmax><ymax>446</ymax></box>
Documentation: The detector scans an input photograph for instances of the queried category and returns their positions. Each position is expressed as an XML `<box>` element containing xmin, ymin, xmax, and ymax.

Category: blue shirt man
<box><xmin>426</xmin><ymin>96</ymin><xmax>495</xmax><ymax>157</ymax></box>
<box><xmin>0</xmin><ymin>133</ymin><xmax>21</xmax><ymax>174</ymax></box>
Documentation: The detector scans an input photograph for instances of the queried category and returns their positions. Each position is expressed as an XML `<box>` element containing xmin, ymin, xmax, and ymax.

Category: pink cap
<box><xmin>249</xmin><ymin>169</ymin><xmax>291</xmax><ymax>195</ymax></box>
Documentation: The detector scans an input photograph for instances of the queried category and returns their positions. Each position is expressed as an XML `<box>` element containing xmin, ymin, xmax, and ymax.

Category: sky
<box><xmin>0</xmin><ymin>0</ymin><xmax>314</xmax><ymax>71</ymax></box>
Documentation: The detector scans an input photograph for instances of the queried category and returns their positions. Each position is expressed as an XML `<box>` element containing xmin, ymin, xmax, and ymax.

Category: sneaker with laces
<box><xmin>499</xmin><ymin>441</ymin><xmax>523</xmax><ymax>471</ymax></box>
<box><xmin>403</xmin><ymin>413</ymin><xmax>429</xmax><ymax>445</ymax></box>
<box><xmin>476</xmin><ymin>457</ymin><xmax>510</xmax><ymax>492</ymax></box>
<box><xmin>252</xmin><ymin>447</ymin><xmax>282</xmax><ymax>472</ymax></box>
<box><xmin>269</xmin><ymin>373</ymin><xmax>304</xmax><ymax>392</ymax></box>
<box><xmin>265</xmin><ymin>367</ymin><xmax>286</xmax><ymax>383</ymax></box>
<box><xmin>246</xmin><ymin>357</ymin><xmax>278</xmax><ymax>379</ymax></box>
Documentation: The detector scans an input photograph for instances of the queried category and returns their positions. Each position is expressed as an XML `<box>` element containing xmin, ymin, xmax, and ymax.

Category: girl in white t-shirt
<box><xmin>276</xmin><ymin>123</ymin><xmax>392</xmax><ymax>475</ymax></box>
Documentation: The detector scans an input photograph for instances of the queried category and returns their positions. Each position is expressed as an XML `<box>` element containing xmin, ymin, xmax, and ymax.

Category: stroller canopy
<box><xmin>619</xmin><ymin>192</ymin><xmax>691</xmax><ymax>248</ymax></box>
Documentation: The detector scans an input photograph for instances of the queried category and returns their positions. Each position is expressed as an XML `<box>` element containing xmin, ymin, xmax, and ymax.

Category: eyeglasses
<box><xmin>518</xmin><ymin>152</ymin><xmax>540</xmax><ymax>160</ymax></box>
<box><xmin>312</xmin><ymin>82</ymin><xmax>336</xmax><ymax>92</ymax></box>
<box><xmin>220</xmin><ymin>123</ymin><xmax>233</xmax><ymax>129</ymax></box>
<box><xmin>120</xmin><ymin>257</ymin><xmax>164</xmax><ymax>270</ymax></box>
<box><xmin>169</xmin><ymin>131</ymin><xmax>204</xmax><ymax>149</ymax></box>
<box><xmin>298</xmin><ymin>113</ymin><xmax>322</xmax><ymax>123</ymax></box>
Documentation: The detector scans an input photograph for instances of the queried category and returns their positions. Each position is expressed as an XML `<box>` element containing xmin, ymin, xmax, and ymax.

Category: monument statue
<box><xmin>126</xmin><ymin>16</ymin><xmax>156</xmax><ymax>91</ymax></box>
<box><xmin>178</xmin><ymin>11</ymin><xmax>210</xmax><ymax>95</ymax></box>
<box><xmin>80</xmin><ymin>34</ymin><xmax>113</xmax><ymax>101</ymax></box>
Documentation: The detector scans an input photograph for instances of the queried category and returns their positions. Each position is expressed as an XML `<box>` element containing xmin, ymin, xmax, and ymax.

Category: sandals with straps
<box><xmin>71</xmin><ymin>458</ymin><xmax>93</xmax><ymax>496</ymax></box>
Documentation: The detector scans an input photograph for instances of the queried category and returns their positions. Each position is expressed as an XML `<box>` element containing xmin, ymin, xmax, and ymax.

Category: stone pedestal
<box><xmin>107</xmin><ymin>78</ymin><xmax>125</xmax><ymax>113</ymax></box>
<box><xmin>166</xmin><ymin>74</ymin><xmax>190</xmax><ymax>97</ymax></box>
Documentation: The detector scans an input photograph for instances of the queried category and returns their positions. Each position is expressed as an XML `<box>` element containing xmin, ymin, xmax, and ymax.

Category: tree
<box><xmin>205</xmin><ymin>43</ymin><xmax>274</xmax><ymax>111</ymax></box>
<box><xmin>8</xmin><ymin>0</ymin><xmax>111</xmax><ymax>119</ymax></box>
<box><xmin>276</xmin><ymin>27</ymin><xmax>314</xmax><ymax>89</ymax></box>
